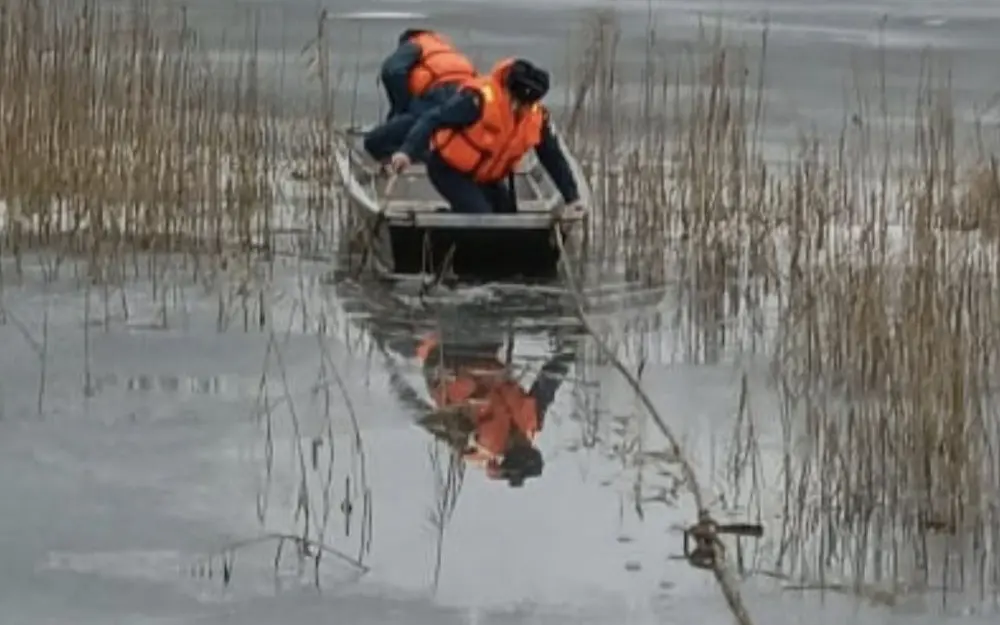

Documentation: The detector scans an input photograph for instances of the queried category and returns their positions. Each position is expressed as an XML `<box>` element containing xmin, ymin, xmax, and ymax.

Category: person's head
<box><xmin>489</xmin><ymin>443</ymin><xmax>544</xmax><ymax>488</ymax></box>
<box><xmin>398</xmin><ymin>28</ymin><xmax>433</xmax><ymax>46</ymax></box>
<box><xmin>503</xmin><ymin>58</ymin><xmax>550</xmax><ymax>110</ymax></box>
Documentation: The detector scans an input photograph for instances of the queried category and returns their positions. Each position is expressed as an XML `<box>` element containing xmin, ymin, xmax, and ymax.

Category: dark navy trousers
<box><xmin>425</xmin><ymin>154</ymin><xmax>516</xmax><ymax>214</ymax></box>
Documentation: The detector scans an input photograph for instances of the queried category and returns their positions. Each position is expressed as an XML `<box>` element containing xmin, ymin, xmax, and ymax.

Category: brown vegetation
<box><xmin>562</xmin><ymin>8</ymin><xmax>1000</xmax><ymax>604</ymax></box>
<box><xmin>2</xmin><ymin>0</ymin><xmax>999</xmax><ymax>607</ymax></box>
<box><xmin>0</xmin><ymin>0</ymin><xmax>346</xmax><ymax>287</ymax></box>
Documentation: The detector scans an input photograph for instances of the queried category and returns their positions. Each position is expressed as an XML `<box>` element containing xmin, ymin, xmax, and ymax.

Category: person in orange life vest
<box><xmin>415</xmin><ymin>332</ymin><xmax>576</xmax><ymax>487</ymax></box>
<box><xmin>363</xmin><ymin>29</ymin><xmax>477</xmax><ymax>164</ymax></box>
<box><xmin>386</xmin><ymin>58</ymin><xmax>584</xmax><ymax>215</ymax></box>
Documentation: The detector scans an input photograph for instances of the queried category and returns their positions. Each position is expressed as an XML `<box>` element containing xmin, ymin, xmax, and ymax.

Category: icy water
<box><xmin>161</xmin><ymin>0</ymin><xmax>1000</xmax><ymax>144</ymax></box>
<box><xmin>4</xmin><ymin>0</ymin><xmax>1000</xmax><ymax>623</ymax></box>
<box><xmin>0</xmin><ymin>254</ymin><xmax>991</xmax><ymax>625</ymax></box>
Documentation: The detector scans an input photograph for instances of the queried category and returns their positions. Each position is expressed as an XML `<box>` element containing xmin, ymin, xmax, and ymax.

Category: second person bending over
<box><xmin>387</xmin><ymin>58</ymin><xmax>583</xmax><ymax>215</ymax></box>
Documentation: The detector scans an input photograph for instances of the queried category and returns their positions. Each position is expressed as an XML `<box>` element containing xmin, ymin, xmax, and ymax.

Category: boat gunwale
<box><xmin>334</xmin><ymin>123</ymin><xmax>591</xmax><ymax>222</ymax></box>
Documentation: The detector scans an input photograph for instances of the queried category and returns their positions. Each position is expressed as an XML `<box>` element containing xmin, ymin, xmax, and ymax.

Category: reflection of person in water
<box><xmin>414</xmin><ymin>331</ymin><xmax>576</xmax><ymax>487</ymax></box>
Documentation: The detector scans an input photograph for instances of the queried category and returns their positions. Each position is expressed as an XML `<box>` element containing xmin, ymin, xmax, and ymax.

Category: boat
<box><xmin>334</xmin><ymin>125</ymin><xmax>591</xmax><ymax>281</ymax></box>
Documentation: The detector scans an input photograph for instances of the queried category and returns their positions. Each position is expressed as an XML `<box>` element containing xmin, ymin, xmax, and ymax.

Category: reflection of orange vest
<box><xmin>405</xmin><ymin>32</ymin><xmax>477</xmax><ymax>97</ymax></box>
<box><xmin>431</xmin><ymin>58</ymin><xmax>545</xmax><ymax>184</ymax></box>
<box><xmin>417</xmin><ymin>334</ymin><xmax>539</xmax><ymax>460</ymax></box>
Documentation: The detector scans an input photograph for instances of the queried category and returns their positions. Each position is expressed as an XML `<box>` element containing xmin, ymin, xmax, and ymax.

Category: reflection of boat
<box><xmin>335</xmin><ymin>273</ymin><xmax>672</xmax><ymax>484</ymax></box>
<box><xmin>337</xmin><ymin>278</ymin><xmax>586</xmax><ymax>487</ymax></box>
<box><xmin>334</xmin><ymin>126</ymin><xmax>590</xmax><ymax>281</ymax></box>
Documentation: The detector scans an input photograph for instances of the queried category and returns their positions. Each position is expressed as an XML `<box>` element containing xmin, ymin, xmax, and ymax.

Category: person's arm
<box><xmin>380</xmin><ymin>42</ymin><xmax>422</xmax><ymax>119</ymax></box>
<box><xmin>397</xmin><ymin>90</ymin><xmax>483</xmax><ymax>161</ymax></box>
<box><xmin>528</xmin><ymin>350</ymin><xmax>576</xmax><ymax>430</ymax></box>
<box><xmin>364</xmin><ymin>324</ymin><xmax>438</xmax><ymax>415</ymax></box>
<box><xmin>414</xmin><ymin>333</ymin><xmax>444</xmax><ymax>390</ymax></box>
<box><xmin>533</xmin><ymin>108</ymin><xmax>580</xmax><ymax>204</ymax></box>
<box><xmin>389</xmin><ymin>364</ymin><xmax>437</xmax><ymax>414</ymax></box>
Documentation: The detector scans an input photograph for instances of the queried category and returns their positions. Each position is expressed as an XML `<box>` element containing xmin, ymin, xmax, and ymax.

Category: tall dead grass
<box><xmin>4</xmin><ymin>0</ymin><xmax>999</xmax><ymax>604</ymax></box>
<box><xmin>0</xmin><ymin>0</ymin><xmax>362</xmax><ymax>589</ymax></box>
<box><xmin>562</xmin><ymin>12</ymin><xmax>775</xmax><ymax>361</ymax></box>
<box><xmin>769</xmin><ymin>55</ymin><xmax>1000</xmax><ymax>600</ymax></box>
<box><xmin>561</xmin><ymin>8</ymin><xmax>1000</xmax><ymax>603</ymax></box>
<box><xmin>0</xmin><ymin>0</ymin><xmax>317</xmax><ymax>287</ymax></box>
<box><xmin>0</xmin><ymin>0</ymin><xmax>354</xmax><ymax>335</ymax></box>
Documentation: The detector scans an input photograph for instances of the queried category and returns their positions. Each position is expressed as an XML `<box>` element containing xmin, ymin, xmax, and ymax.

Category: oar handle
<box><xmin>383</xmin><ymin>173</ymin><xmax>398</xmax><ymax>198</ymax></box>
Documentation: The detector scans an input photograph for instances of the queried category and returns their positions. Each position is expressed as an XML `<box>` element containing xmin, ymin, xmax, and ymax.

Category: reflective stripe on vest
<box><xmin>407</xmin><ymin>32</ymin><xmax>477</xmax><ymax>96</ymax></box>
<box><xmin>431</xmin><ymin>65</ymin><xmax>545</xmax><ymax>184</ymax></box>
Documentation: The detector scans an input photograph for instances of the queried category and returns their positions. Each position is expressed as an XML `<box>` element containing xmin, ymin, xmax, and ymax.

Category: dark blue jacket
<box><xmin>398</xmin><ymin>90</ymin><xmax>581</xmax><ymax>204</ymax></box>
<box><xmin>380</xmin><ymin>42</ymin><xmax>468</xmax><ymax>119</ymax></box>
<box><xmin>380</xmin><ymin>42</ymin><xmax>421</xmax><ymax>119</ymax></box>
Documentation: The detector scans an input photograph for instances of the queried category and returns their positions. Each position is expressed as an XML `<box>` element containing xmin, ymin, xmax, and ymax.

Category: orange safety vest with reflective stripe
<box><xmin>416</xmin><ymin>334</ymin><xmax>539</xmax><ymax>462</ymax></box>
<box><xmin>431</xmin><ymin>58</ymin><xmax>545</xmax><ymax>184</ymax></box>
<box><xmin>405</xmin><ymin>32</ymin><xmax>477</xmax><ymax>97</ymax></box>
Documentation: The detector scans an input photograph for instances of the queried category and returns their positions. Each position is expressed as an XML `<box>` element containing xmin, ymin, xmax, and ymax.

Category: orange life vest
<box><xmin>431</xmin><ymin>58</ymin><xmax>545</xmax><ymax>184</ymax></box>
<box><xmin>416</xmin><ymin>334</ymin><xmax>539</xmax><ymax>460</ymax></box>
<box><xmin>405</xmin><ymin>32</ymin><xmax>477</xmax><ymax>97</ymax></box>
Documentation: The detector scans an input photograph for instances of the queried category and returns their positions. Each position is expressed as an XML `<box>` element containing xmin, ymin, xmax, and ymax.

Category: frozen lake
<box><xmin>2</xmin><ymin>256</ymin><xmax>995</xmax><ymax>625</ymax></box>
<box><xmin>153</xmin><ymin>0</ymin><xmax>1000</xmax><ymax>142</ymax></box>
<box><xmin>3</xmin><ymin>0</ymin><xmax>1000</xmax><ymax>624</ymax></box>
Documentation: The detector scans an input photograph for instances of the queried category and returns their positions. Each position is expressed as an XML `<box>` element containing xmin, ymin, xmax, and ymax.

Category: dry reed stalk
<box><xmin>561</xmin><ymin>6</ymin><xmax>1000</xmax><ymax>604</ymax></box>
<box><xmin>426</xmin><ymin>437</ymin><xmax>465</xmax><ymax>593</ymax></box>
<box><xmin>0</xmin><ymin>0</ymin><xmax>280</xmax><ymax>288</ymax></box>
<box><xmin>295</xmin><ymin>8</ymin><xmax>352</xmax><ymax>240</ymax></box>
<box><xmin>764</xmin><ymin>46</ymin><xmax>1000</xmax><ymax>602</ymax></box>
<box><xmin>560</xmin><ymin>14</ymin><xmax>777</xmax><ymax>360</ymax></box>
<box><xmin>243</xmin><ymin>295</ymin><xmax>374</xmax><ymax>588</ymax></box>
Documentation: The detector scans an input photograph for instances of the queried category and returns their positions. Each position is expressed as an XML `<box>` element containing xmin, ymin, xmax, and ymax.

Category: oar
<box><xmin>355</xmin><ymin>173</ymin><xmax>397</xmax><ymax>276</ymax></box>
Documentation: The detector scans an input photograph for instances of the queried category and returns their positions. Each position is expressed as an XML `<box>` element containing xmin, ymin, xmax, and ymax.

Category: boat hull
<box><xmin>334</xmin><ymin>124</ymin><xmax>590</xmax><ymax>282</ymax></box>
<box><xmin>387</xmin><ymin>223</ymin><xmax>563</xmax><ymax>279</ymax></box>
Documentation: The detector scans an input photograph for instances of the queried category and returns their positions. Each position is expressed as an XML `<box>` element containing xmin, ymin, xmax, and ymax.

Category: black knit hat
<box><xmin>398</xmin><ymin>28</ymin><xmax>432</xmax><ymax>45</ymax></box>
<box><xmin>499</xmin><ymin>444</ymin><xmax>544</xmax><ymax>487</ymax></box>
<box><xmin>505</xmin><ymin>58</ymin><xmax>550</xmax><ymax>104</ymax></box>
